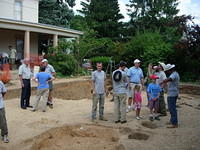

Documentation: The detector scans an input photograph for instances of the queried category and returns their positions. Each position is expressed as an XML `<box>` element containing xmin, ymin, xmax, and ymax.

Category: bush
<box><xmin>47</xmin><ymin>51</ymin><xmax>78</xmax><ymax>76</ymax></box>
<box><xmin>90</xmin><ymin>56</ymin><xmax>111</xmax><ymax>71</ymax></box>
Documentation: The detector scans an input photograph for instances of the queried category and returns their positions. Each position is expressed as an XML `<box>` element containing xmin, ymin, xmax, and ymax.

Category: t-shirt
<box><xmin>45</xmin><ymin>64</ymin><xmax>56</xmax><ymax>74</ymax></box>
<box><xmin>147</xmin><ymin>83</ymin><xmax>161</xmax><ymax>101</ymax></box>
<box><xmin>92</xmin><ymin>70</ymin><xmax>106</xmax><ymax>94</ymax></box>
<box><xmin>0</xmin><ymin>81</ymin><xmax>7</xmax><ymax>109</ymax></box>
<box><xmin>127</xmin><ymin>66</ymin><xmax>144</xmax><ymax>84</ymax></box>
<box><xmin>155</xmin><ymin>71</ymin><xmax>167</xmax><ymax>85</ymax></box>
<box><xmin>112</xmin><ymin>69</ymin><xmax>128</xmax><ymax>94</ymax></box>
<box><xmin>10</xmin><ymin>49</ymin><xmax>17</xmax><ymax>59</ymax></box>
<box><xmin>35</xmin><ymin>72</ymin><xmax>52</xmax><ymax>89</ymax></box>
<box><xmin>168</xmin><ymin>71</ymin><xmax>180</xmax><ymax>97</ymax></box>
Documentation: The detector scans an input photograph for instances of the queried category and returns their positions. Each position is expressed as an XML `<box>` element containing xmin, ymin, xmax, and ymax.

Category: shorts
<box><xmin>130</xmin><ymin>83</ymin><xmax>142</xmax><ymax>98</ymax></box>
<box><xmin>48</xmin><ymin>81</ymin><xmax>53</xmax><ymax>91</ymax></box>
<box><xmin>148</xmin><ymin>100</ymin><xmax>159</xmax><ymax>111</ymax></box>
<box><xmin>127</xmin><ymin>87</ymin><xmax>133</xmax><ymax>98</ymax></box>
<box><xmin>135</xmin><ymin>101</ymin><xmax>142</xmax><ymax>109</ymax></box>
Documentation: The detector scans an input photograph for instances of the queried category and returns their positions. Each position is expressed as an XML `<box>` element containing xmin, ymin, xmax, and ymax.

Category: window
<box><xmin>14</xmin><ymin>1</ymin><xmax>22</xmax><ymax>20</ymax></box>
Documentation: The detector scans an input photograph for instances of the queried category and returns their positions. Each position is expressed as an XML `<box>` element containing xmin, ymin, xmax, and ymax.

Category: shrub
<box><xmin>90</xmin><ymin>56</ymin><xmax>111</xmax><ymax>71</ymax></box>
<box><xmin>47</xmin><ymin>51</ymin><xmax>78</xmax><ymax>76</ymax></box>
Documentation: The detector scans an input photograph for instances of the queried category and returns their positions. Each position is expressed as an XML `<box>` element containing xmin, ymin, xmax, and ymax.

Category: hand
<box><xmin>153</xmin><ymin>98</ymin><xmax>157</xmax><ymax>101</ymax></box>
<box><xmin>21</xmin><ymin>83</ymin><xmax>24</xmax><ymax>87</ymax></box>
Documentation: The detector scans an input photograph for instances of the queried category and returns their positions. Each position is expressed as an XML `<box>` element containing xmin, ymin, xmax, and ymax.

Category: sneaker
<box><xmin>30</xmin><ymin>108</ymin><xmax>36</xmax><ymax>112</ymax></box>
<box><xmin>49</xmin><ymin>104</ymin><xmax>53</xmax><ymax>109</ymax></box>
<box><xmin>149</xmin><ymin>116</ymin><xmax>154</xmax><ymax>121</ymax></box>
<box><xmin>3</xmin><ymin>135</ymin><xmax>9</xmax><ymax>143</ymax></box>
<box><xmin>155</xmin><ymin>116</ymin><xmax>160</xmax><ymax>121</ymax></box>
<box><xmin>136</xmin><ymin>116</ymin><xmax>140</xmax><ymax>120</ymax></box>
<box><xmin>167</xmin><ymin>124</ymin><xmax>178</xmax><ymax>128</ymax></box>
<box><xmin>126</xmin><ymin>106</ymin><xmax>132</xmax><ymax>113</ymax></box>
<box><xmin>115</xmin><ymin>120</ymin><xmax>120</xmax><ymax>123</ymax></box>
<box><xmin>121</xmin><ymin>120</ymin><xmax>127</xmax><ymax>124</ymax></box>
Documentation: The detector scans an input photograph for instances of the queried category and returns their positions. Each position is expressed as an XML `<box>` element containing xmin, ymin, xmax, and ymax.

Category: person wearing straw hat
<box><xmin>162</xmin><ymin>64</ymin><xmax>180</xmax><ymax>128</ymax></box>
<box><xmin>127</xmin><ymin>59</ymin><xmax>144</xmax><ymax>113</ymax></box>
<box><xmin>155</xmin><ymin>62</ymin><xmax>167</xmax><ymax>116</ymax></box>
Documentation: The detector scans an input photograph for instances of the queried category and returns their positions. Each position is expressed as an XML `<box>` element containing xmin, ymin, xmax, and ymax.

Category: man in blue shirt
<box><xmin>31</xmin><ymin>66</ymin><xmax>54</xmax><ymax>112</ymax></box>
<box><xmin>127</xmin><ymin>59</ymin><xmax>144</xmax><ymax>112</ymax></box>
<box><xmin>147</xmin><ymin>75</ymin><xmax>161</xmax><ymax>121</ymax></box>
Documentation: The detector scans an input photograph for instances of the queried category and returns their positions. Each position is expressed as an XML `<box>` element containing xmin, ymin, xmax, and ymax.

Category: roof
<box><xmin>0</xmin><ymin>18</ymin><xmax>83</xmax><ymax>38</ymax></box>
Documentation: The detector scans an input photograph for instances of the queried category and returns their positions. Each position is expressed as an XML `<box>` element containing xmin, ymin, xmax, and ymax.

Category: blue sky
<box><xmin>73</xmin><ymin>0</ymin><xmax>200</xmax><ymax>24</ymax></box>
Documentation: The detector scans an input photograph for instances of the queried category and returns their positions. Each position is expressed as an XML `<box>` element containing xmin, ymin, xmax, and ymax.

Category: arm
<box><xmin>19</xmin><ymin>75</ymin><xmax>24</xmax><ymax>87</ymax></box>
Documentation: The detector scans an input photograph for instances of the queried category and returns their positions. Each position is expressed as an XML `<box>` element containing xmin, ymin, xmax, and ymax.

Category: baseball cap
<box><xmin>134</xmin><ymin>59</ymin><xmax>141</xmax><ymax>64</ymax></box>
<box><xmin>41</xmin><ymin>59</ymin><xmax>48</xmax><ymax>63</ymax></box>
<box><xmin>150</xmin><ymin>74</ymin><xmax>159</xmax><ymax>80</ymax></box>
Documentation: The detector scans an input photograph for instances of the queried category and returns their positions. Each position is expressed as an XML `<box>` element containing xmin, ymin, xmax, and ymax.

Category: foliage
<box><xmin>90</xmin><ymin>56</ymin><xmax>111</xmax><ymax>71</ymax></box>
<box><xmin>47</xmin><ymin>47</ymin><xmax>78</xmax><ymax>76</ymax></box>
<box><xmin>39</xmin><ymin>0</ymin><xmax>74</xmax><ymax>28</ymax></box>
<box><xmin>79</xmin><ymin>0</ymin><xmax>124</xmax><ymax>38</ymax></box>
<box><xmin>126</xmin><ymin>0</ymin><xmax>180</xmax><ymax>35</ymax></box>
<box><xmin>122</xmin><ymin>31</ymin><xmax>173</xmax><ymax>71</ymax></box>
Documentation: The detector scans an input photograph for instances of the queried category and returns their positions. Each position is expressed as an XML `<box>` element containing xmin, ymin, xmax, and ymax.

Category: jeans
<box><xmin>167</xmin><ymin>96</ymin><xmax>178</xmax><ymax>125</ymax></box>
<box><xmin>92</xmin><ymin>94</ymin><xmax>105</xmax><ymax>120</ymax></box>
<box><xmin>21</xmin><ymin>79</ymin><xmax>31</xmax><ymax>108</ymax></box>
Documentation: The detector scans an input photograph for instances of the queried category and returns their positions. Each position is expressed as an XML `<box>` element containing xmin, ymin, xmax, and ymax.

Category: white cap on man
<box><xmin>134</xmin><ymin>59</ymin><xmax>141</xmax><ymax>64</ymax></box>
<box><xmin>42</xmin><ymin>59</ymin><xmax>48</xmax><ymax>63</ymax></box>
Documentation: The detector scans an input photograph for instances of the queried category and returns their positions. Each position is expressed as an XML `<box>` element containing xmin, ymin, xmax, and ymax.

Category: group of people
<box><xmin>91</xmin><ymin>59</ymin><xmax>180</xmax><ymax>128</ymax></box>
<box><xmin>0</xmin><ymin>46</ymin><xmax>17</xmax><ymax>68</ymax></box>
<box><xmin>0</xmin><ymin>58</ymin><xmax>56</xmax><ymax>143</ymax></box>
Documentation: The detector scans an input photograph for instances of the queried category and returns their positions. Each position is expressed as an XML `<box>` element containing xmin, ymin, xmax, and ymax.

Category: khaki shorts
<box><xmin>130</xmin><ymin>83</ymin><xmax>142</xmax><ymax>98</ymax></box>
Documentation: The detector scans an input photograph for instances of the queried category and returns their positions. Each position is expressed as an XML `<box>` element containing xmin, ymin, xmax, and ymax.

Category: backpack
<box><xmin>113</xmin><ymin>70</ymin><xmax>122</xmax><ymax>82</ymax></box>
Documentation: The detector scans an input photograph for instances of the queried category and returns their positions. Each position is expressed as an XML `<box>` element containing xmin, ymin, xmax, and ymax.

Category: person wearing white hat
<box><xmin>155</xmin><ymin>62</ymin><xmax>167</xmax><ymax>116</ymax></box>
<box><xmin>127</xmin><ymin>59</ymin><xmax>144</xmax><ymax>112</ymax></box>
<box><xmin>162</xmin><ymin>64</ymin><xmax>180</xmax><ymax>128</ymax></box>
<box><xmin>42</xmin><ymin>59</ymin><xmax>56</xmax><ymax>109</ymax></box>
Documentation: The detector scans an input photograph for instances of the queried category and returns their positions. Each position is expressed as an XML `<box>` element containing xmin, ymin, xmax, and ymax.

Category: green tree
<box><xmin>122</xmin><ymin>31</ymin><xmax>173</xmax><ymax>69</ymax></box>
<box><xmin>39</xmin><ymin>0</ymin><xmax>74</xmax><ymax>28</ymax></box>
<box><xmin>126</xmin><ymin>0</ymin><xmax>179</xmax><ymax>35</ymax></box>
<box><xmin>79</xmin><ymin>0</ymin><xmax>124</xmax><ymax>38</ymax></box>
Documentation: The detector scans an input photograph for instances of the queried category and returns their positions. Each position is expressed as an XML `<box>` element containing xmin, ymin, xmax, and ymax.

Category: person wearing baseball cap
<box><xmin>126</xmin><ymin>59</ymin><xmax>144</xmax><ymax>113</ymax></box>
<box><xmin>42</xmin><ymin>59</ymin><xmax>56</xmax><ymax>109</ymax></box>
<box><xmin>162</xmin><ymin>64</ymin><xmax>180</xmax><ymax>128</ymax></box>
<box><xmin>147</xmin><ymin>74</ymin><xmax>162</xmax><ymax>121</ymax></box>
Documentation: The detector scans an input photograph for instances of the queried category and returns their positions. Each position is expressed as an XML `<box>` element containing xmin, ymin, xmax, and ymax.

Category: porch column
<box><xmin>24</xmin><ymin>30</ymin><xmax>30</xmax><ymax>59</ymax></box>
<box><xmin>53</xmin><ymin>34</ymin><xmax>58</xmax><ymax>47</ymax></box>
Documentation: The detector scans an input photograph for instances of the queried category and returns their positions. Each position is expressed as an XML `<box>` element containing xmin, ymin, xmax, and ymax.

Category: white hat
<box><xmin>164</xmin><ymin>64</ymin><xmax>175</xmax><ymax>71</ymax></box>
<box><xmin>158</xmin><ymin>62</ymin><xmax>166</xmax><ymax>70</ymax></box>
<box><xmin>134</xmin><ymin>59</ymin><xmax>141</xmax><ymax>64</ymax></box>
<box><xmin>42</xmin><ymin>59</ymin><xmax>48</xmax><ymax>63</ymax></box>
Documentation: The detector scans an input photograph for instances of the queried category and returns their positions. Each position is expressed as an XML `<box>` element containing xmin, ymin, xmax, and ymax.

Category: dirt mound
<box><xmin>128</xmin><ymin>132</ymin><xmax>149</xmax><ymax>140</ymax></box>
<box><xmin>19</xmin><ymin>124</ymin><xmax>121</xmax><ymax>150</ymax></box>
<box><xmin>141</xmin><ymin>121</ymin><xmax>157</xmax><ymax>129</ymax></box>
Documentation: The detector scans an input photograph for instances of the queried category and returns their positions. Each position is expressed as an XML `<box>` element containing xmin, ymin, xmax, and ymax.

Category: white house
<box><xmin>0</xmin><ymin>0</ymin><xmax>83</xmax><ymax>60</ymax></box>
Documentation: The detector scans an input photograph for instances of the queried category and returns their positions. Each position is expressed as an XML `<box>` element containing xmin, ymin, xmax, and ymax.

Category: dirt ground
<box><xmin>0</xmin><ymin>78</ymin><xmax>200</xmax><ymax>150</ymax></box>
